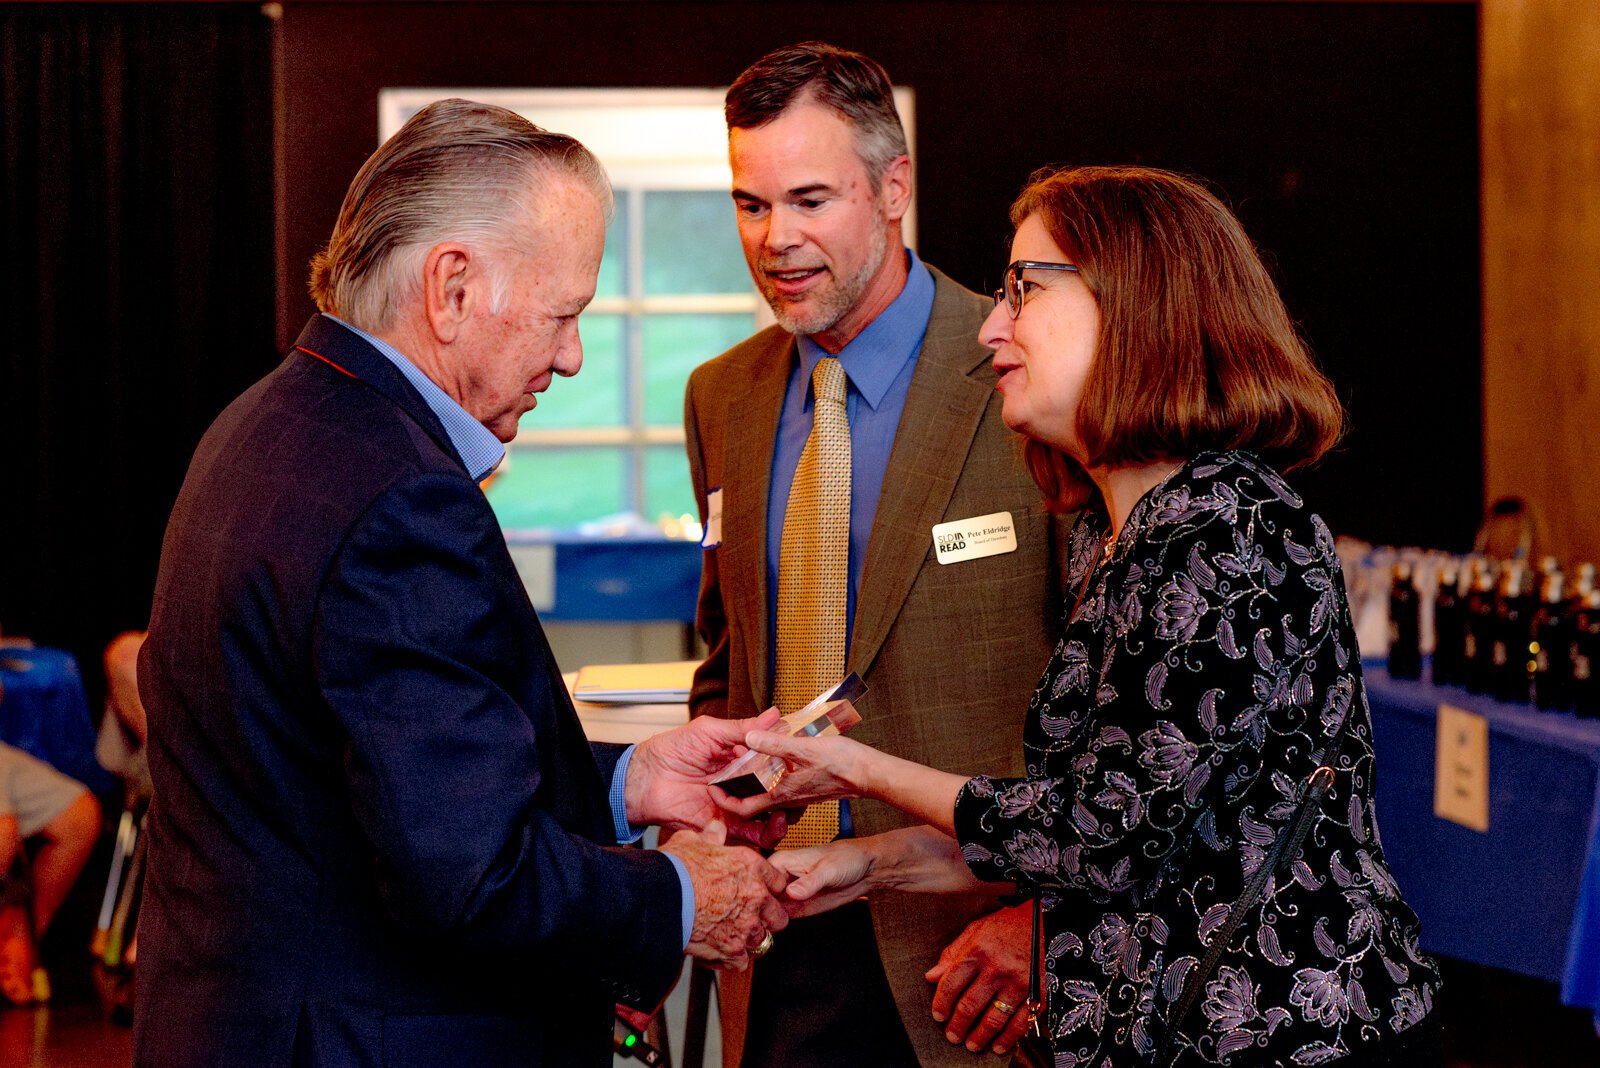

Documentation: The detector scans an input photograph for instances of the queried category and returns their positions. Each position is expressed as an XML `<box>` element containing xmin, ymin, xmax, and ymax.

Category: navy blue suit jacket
<box><xmin>134</xmin><ymin>315</ymin><xmax>684</xmax><ymax>1067</ymax></box>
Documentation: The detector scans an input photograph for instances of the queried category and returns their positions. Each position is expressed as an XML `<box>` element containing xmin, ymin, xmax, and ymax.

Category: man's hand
<box><xmin>925</xmin><ymin>903</ymin><xmax>1033</xmax><ymax>1056</ymax></box>
<box><xmin>661</xmin><ymin>821</ymin><xmax>789</xmax><ymax>970</ymax></box>
<box><xmin>626</xmin><ymin>708</ymin><xmax>787</xmax><ymax>847</ymax></box>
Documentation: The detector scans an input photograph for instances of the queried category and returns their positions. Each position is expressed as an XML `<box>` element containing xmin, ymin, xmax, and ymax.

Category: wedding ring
<box><xmin>991</xmin><ymin>997</ymin><xmax>1018</xmax><ymax>1016</ymax></box>
<box><xmin>752</xmin><ymin>931</ymin><xmax>774</xmax><ymax>958</ymax></box>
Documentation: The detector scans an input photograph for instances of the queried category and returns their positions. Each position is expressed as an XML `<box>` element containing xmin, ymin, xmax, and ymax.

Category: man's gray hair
<box><xmin>309</xmin><ymin>98</ymin><xmax>611</xmax><ymax>332</ymax></box>
<box><xmin>724</xmin><ymin>42</ymin><xmax>908</xmax><ymax>189</ymax></box>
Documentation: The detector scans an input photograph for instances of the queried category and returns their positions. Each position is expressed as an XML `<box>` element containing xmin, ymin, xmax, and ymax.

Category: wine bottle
<box><xmin>1432</xmin><ymin>559</ymin><xmax>1464</xmax><ymax>686</ymax></box>
<box><xmin>1532</xmin><ymin>571</ymin><xmax>1573</xmax><ymax>711</ymax></box>
<box><xmin>1463</xmin><ymin>560</ymin><xmax>1499</xmax><ymax>695</ymax></box>
<box><xmin>1491</xmin><ymin>562</ymin><xmax>1534</xmax><ymax>703</ymax></box>
<box><xmin>1572</xmin><ymin>590</ymin><xmax>1600</xmax><ymax>719</ymax></box>
<box><xmin>1388</xmin><ymin>562</ymin><xmax>1421</xmax><ymax>679</ymax></box>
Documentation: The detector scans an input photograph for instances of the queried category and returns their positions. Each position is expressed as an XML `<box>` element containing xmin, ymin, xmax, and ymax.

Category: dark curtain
<box><xmin>0</xmin><ymin>3</ymin><xmax>276</xmax><ymax>698</ymax></box>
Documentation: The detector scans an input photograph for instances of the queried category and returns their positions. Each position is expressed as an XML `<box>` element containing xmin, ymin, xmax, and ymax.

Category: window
<box><xmin>379</xmin><ymin>87</ymin><xmax>914</xmax><ymax>531</ymax></box>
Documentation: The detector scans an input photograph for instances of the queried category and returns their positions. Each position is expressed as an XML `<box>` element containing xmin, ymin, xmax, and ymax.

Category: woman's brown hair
<box><xmin>1010</xmin><ymin>165</ymin><xmax>1344</xmax><ymax>510</ymax></box>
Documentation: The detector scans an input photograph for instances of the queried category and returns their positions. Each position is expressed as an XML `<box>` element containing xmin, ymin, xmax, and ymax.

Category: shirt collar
<box><xmin>325</xmin><ymin>314</ymin><xmax>506</xmax><ymax>482</ymax></box>
<box><xmin>796</xmin><ymin>249</ymin><xmax>935</xmax><ymax>410</ymax></box>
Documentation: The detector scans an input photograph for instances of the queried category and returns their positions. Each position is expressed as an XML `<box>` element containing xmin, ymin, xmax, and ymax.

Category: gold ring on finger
<box><xmin>991</xmin><ymin>997</ymin><xmax>1017</xmax><ymax>1016</ymax></box>
<box><xmin>752</xmin><ymin>931</ymin><xmax>774</xmax><ymax>958</ymax></box>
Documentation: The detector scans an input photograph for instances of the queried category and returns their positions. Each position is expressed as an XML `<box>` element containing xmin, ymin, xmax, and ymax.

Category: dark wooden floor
<box><xmin>0</xmin><ymin>1001</ymin><xmax>131</xmax><ymax>1068</ymax></box>
<box><xmin>0</xmin><ymin>954</ymin><xmax>1593</xmax><ymax>1067</ymax></box>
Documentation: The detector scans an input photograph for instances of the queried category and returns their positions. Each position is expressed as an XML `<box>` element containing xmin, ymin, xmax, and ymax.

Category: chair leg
<box><xmin>93</xmin><ymin>809</ymin><xmax>137</xmax><ymax>960</ymax></box>
<box><xmin>104</xmin><ymin>813</ymin><xmax>147</xmax><ymax>969</ymax></box>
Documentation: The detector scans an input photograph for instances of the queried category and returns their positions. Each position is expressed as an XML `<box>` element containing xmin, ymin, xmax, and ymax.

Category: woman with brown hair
<box><xmin>723</xmin><ymin>166</ymin><xmax>1443</xmax><ymax>1066</ymax></box>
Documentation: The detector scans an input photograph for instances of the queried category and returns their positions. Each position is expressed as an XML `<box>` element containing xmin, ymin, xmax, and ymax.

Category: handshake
<box><xmin>625</xmin><ymin>698</ymin><xmax>880</xmax><ymax>971</ymax></box>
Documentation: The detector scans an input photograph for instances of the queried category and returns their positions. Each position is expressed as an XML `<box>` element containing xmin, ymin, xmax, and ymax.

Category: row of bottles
<box><xmin>1389</xmin><ymin>555</ymin><xmax>1600</xmax><ymax>716</ymax></box>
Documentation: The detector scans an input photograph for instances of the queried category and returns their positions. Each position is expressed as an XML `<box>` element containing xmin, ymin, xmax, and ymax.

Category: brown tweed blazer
<box><xmin>684</xmin><ymin>266</ymin><xmax>1069</xmax><ymax>1066</ymax></box>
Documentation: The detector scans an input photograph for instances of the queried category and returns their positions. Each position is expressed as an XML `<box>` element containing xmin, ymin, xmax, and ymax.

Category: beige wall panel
<box><xmin>1482</xmin><ymin>0</ymin><xmax>1600</xmax><ymax>566</ymax></box>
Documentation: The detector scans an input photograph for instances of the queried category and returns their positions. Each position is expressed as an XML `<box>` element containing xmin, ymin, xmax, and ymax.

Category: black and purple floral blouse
<box><xmin>954</xmin><ymin>451</ymin><xmax>1439</xmax><ymax>1066</ymax></box>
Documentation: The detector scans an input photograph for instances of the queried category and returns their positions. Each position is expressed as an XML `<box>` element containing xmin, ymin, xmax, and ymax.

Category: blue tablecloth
<box><xmin>504</xmin><ymin>531</ymin><xmax>702</xmax><ymax>623</ymax></box>
<box><xmin>0</xmin><ymin>644</ymin><xmax>114</xmax><ymax>796</ymax></box>
<box><xmin>1363</xmin><ymin>662</ymin><xmax>1600</xmax><ymax>1018</ymax></box>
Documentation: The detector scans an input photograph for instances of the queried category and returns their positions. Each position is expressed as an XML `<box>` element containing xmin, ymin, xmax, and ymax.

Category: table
<box><xmin>562</xmin><ymin>671</ymin><xmax>689</xmax><ymax>747</ymax></box>
<box><xmin>504</xmin><ymin>531</ymin><xmax>701</xmax><ymax>623</ymax></box>
<box><xmin>0</xmin><ymin>643</ymin><xmax>114</xmax><ymax>795</ymax></box>
<box><xmin>1363</xmin><ymin>662</ymin><xmax>1600</xmax><ymax>1019</ymax></box>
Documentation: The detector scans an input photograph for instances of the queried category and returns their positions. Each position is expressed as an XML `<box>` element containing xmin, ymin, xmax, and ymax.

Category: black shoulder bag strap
<box><xmin>1014</xmin><ymin>893</ymin><xmax>1052</xmax><ymax>1068</ymax></box>
<box><xmin>1155</xmin><ymin>701</ymin><xmax>1358</xmax><ymax>1064</ymax></box>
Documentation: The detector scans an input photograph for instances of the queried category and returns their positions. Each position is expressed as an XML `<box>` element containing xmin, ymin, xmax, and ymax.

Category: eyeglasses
<box><xmin>993</xmin><ymin>260</ymin><xmax>1079</xmax><ymax>318</ymax></box>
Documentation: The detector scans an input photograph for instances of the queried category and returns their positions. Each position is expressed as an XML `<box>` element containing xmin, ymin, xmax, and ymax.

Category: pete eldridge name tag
<box><xmin>932</xmin><ymin>511</ymin><xmax>1018</xmax><ymax>565</ymax></box>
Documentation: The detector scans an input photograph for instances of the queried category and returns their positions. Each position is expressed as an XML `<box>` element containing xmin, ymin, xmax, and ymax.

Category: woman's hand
<box><xmin>771</xmin><ymin>826</ymin><xmax>1010</xmax><ymax>918</ymax></box>
<box><xmin>714</xmin><ymin>727</ymin><xmax>972</xmax><ymax>839</ymax></box>
<box><xmin>712</xmin><ymin>729</ymin><xmax>876</xmax><ymax>820</ymax></box>
<box><xmin>769</xmin><ymin>838</ymin><xmax>880</xmax><ymax>918</ymax></box>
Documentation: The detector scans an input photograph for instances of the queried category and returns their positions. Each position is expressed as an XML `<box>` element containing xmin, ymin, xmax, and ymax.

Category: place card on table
<box><xmin>1433</xmin><ymin>702</ymin><xmax>1489</xmax><ymax>832</ymax></box>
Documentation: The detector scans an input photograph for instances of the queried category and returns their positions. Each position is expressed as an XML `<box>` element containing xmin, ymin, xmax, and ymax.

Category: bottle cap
<box><xmin>1473</xmin><ymin>564</ymin><xmax>1498</xmax><ymax>592</ymax></box>
<box><xmin>1574</xmin><ymin>563</ymin><xmax>1597</xmax><ymax>597</ymax></box>
<box><xmin>1499</xmin><ymin>563</ymin><xmax>1529</xmax><ymax>599</ymax></box>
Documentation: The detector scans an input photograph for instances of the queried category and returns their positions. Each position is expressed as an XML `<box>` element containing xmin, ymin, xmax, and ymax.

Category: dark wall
<box><xmin>1</xmin><ymin>3</ymin><xmax>276</xmax><ymax>687</ymax></box>
<box><xmin>279</xmin><ymin>0</ymin><xmax>1481</xmax><ymax>552</ymax></box>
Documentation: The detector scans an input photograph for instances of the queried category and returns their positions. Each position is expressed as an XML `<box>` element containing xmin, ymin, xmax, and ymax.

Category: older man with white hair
<box><xmin>136</xmin><ymin>98</ymin><xmax>788</xmax><ymax>1068</ymax></box>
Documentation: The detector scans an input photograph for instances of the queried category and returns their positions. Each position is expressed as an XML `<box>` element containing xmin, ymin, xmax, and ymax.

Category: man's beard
<box><xmin>763</xmin><ymin>221</ymin><xmax>888</xmax><ymax>338</ymax></box>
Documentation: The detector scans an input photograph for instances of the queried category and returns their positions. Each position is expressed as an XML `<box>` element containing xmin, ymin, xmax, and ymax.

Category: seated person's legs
<box><xmin>28</xmin><ymin>789</ymin><xmax>100</xmax><ymax>941</ymax></box>
<box><xmin>0</xmin><ymin>741</ymin><xmax>100</xmax><ymax>940</ymax></box>
<box><xmin>0</xmin><ymin>741</ymin><xmax>100</xmax><ymax>1002</ymax></box>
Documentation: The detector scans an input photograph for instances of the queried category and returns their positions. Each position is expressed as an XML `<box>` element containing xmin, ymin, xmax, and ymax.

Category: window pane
<box><xmin>522</xmin><ymin>313</ymin><xmax>626</xmax><ymax>430</ymax></box>
<box><xmin>643</xmin><ymin>190</ymin><xmax>750</xmax><ymax>295</ymax></box>
<box><xmin>641</xmin><ymin>313</ymin><xmax>756</xmax><ymax>426</ymax></box>
<box><xmin>596</xmin><ymin>195</ymin><xmax>628</xmax><ymax>299</ymax></box>
<box><xmin>487</xmin><ymin>446</ymin><xmax>626</xmax><ymax>529</ymax></box>
<box><xmin>645</xmin><ymin>445</ymin><xmax>696</xmax><ymax>523</ymax></box>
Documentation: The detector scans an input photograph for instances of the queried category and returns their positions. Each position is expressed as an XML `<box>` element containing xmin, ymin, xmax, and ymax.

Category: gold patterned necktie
<box><xmin>772</xmin><ymin>356</ymin><xmax>849</xmax><ymax>849</ymax></box>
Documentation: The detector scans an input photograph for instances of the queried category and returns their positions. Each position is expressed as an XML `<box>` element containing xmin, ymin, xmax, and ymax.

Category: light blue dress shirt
<box><xmin>764</xmin><ymin>250</ymin><xmax>935</xmax><ymax>647</ymax></box>
<box><xmin>764</xmin><ymin>250</ymin><xmax>936</xmax><ymax>837</ymax></box>
<box><xmin>328</xmin><ymin>314</ymin><xmax>694</xmax><ymax>949</ymax></box>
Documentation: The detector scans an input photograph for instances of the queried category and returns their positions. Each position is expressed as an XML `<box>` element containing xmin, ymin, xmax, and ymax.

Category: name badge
<box><xmin>701</xmin><ymin>488</ymin><xmax>724</xmax><ymax>549</ymax></box>
<box><xmin>932</xmin><ymin>511</ymin><xmax>1018</xmax><ymax>565</ymax></box>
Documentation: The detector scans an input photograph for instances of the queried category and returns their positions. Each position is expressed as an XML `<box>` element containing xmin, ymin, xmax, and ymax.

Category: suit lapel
<box><xmin>850</xmin><ymin>270</ymin><xmax>994</xmax><ymax>678</ymax></box>
<box><xmin>719</xmin><ymin>332</ymin><xmax>795</xmax><ymax>712</ymax></box>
